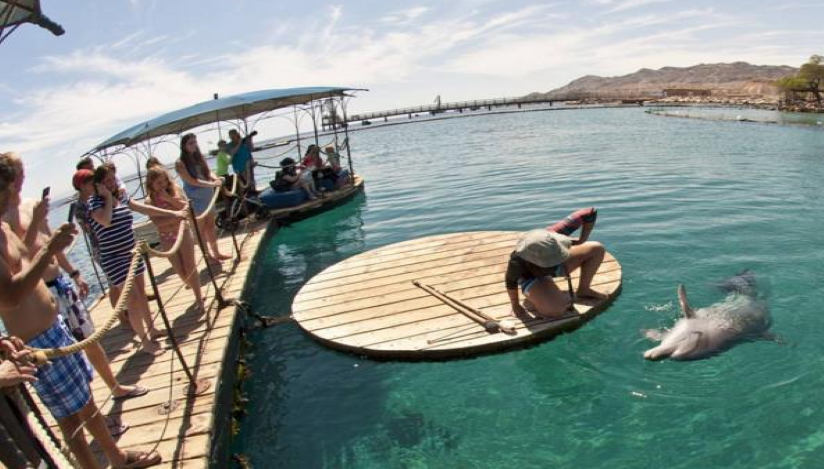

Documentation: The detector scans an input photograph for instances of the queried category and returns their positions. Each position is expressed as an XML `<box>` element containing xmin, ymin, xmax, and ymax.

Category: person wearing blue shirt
<box><xmin>228</xmin><ymin>129</ymin><xmax>258</xmax><ymax>191</ymax></box>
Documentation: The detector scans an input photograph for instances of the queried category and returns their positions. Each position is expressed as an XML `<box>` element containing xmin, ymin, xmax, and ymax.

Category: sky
<box><xmin>1</xmin><ymin>0</ymin><xmax>822</xmax><ymax>198</ymax></box>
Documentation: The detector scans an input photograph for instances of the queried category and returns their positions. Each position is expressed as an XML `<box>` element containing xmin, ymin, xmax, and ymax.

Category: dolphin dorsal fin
<box><xmin>678</xmin><ymin>285</ymin><xmax>695</xmax><ymax>318</ymax></box>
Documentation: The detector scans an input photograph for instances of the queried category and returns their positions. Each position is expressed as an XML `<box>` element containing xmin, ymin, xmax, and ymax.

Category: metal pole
<box><xmin>311</xmin><ymin>102</ymin><xmax>319</xmax><ymax>146</ymax></box>
<box><xmin>214</xmin><ymin>93</ymin><xmax>221</xmax><ymax>140</ymax></box>
<box><xmin>142</xmin><ymin>252</ymin><xmax>211</xmax><ymax>396</ymax></box>
<box><xmin>229</xmin><ymin>228</ymin><xmax>241</xmax><ymax>263</ymax></box>
<box><xmin>341</xmin><ymin>99</ymin><xmax>355</xmax><ymax>175</ymax></box>
<box><xmin>293</xmin><ymin>106</ymin><xmax>302</xmax><ymax>160</ymax></box>
<box><xmin>81</xmin><ymin>229</ymin><xmax>105</xmax><ymax>293</ymax></box>
<box><xmin>187</xmin><ymin>202</ymin><xmax>230</xmax><ymax>309</ymax></box>
<box><xmin>331</xmin><ymin>98</ymin><xmax>340</xmax><ymax>150</ymax></box>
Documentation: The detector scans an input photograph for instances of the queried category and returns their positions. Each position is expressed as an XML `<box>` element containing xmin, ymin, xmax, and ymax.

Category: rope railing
<box><xmin>195</xmin><ymin>187</ymin><xmax>221</xmax><ymax>222</ymax></box>
<box><xmin>9</xmin><ymin>388</ymin><xmax>79</xmax><ymax>468</ymax></box>
<box><xmin>142</xmin><ymin>218</ymin><xmax>189</xmax><ymax>259</ymax></box>
<box><xmin>25</xmin><ymin>198</ymin><xmax>211</xmax><ymax>364</ymax></box>
<box><xmin>26</xmin><ymin>243</ymin><xmax>145</xmax><ymax>365</ymax></box>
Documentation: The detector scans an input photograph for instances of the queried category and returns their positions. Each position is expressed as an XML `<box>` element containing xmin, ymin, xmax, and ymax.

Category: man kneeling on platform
<box><xmin>505</xmin><ymin>207</ymin><xmax>607</xmax><ymax>320</ymax></box>
<box><xmin>0</xmin><ymin>152</ymin><xmax>161</xmax><ymax>469</ymax></box>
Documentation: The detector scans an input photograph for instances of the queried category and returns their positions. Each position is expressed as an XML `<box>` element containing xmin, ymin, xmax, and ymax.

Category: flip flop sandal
<box><xmin>116</xmin><ymin>449</ymin><xmax>162</xmax><ymax>469</ymax></box>
<box><xmin>106</xmin><ymin>417</ymin><xmax>130</xmax><ymax>437</ymax></box>
<box><xmin>113</xmin><ymin>385</ymin><xmax>150</xmax><ymax>401</ymax></box>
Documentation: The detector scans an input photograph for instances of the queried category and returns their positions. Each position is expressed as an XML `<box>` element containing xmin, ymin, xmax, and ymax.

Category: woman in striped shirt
<box><xmin>88</xmin><ymin>163</ymin><xmax>187</xmax><ymax>356</ymax></box>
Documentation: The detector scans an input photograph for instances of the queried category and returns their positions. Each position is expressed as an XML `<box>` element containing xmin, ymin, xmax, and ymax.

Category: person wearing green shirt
<box><xmin>215</xmin><ymin>140</ymin><xmax>231</xmax><ymax>177</ymax></box>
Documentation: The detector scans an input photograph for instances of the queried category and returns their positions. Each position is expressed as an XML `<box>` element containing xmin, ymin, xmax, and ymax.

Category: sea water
<box><xmin>225</xmin><ymin>107</ymin><xmax>821</xmax><ymax>468</ymax></box>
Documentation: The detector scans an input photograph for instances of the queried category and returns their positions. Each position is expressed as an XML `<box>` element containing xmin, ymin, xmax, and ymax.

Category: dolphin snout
<box><xmin>643</xmin><ymin>347</ymin><xmax>669</xmax><ymax>361</ymax></box>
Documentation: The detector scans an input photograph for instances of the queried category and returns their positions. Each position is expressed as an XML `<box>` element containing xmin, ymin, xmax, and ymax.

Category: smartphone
<box><xmin>41</xmin><ymin>186</ymin><xmax>51</xmax><ymax>199</ymax></box>
<box><xmin>67</xmin><ymin>203</ymin><xmax>75</xmax><ymax>224</ymax></box>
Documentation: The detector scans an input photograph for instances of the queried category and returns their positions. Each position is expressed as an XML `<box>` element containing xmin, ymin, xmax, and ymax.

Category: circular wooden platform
<box><xmin>292</xmin><ymin>231</ymin><xmax>622</xmax><ymax>359</ymax></box>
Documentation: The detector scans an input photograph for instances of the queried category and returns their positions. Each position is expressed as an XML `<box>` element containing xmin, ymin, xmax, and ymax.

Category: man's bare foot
<box><xmin>576</xmin><ymin>288</ymin><xmax>608</xmax><ymax>300</ymax></box>
<box><xmin>535</xmin><ymin>310</ymin><xmax>578</xmax><ymax>321</ymax></box>
<box><xmin>522</xmin><ymin>298</ymin><xmax>538</xmax><ymax>313</ymax></box>
<box><xmin>215</xmin><ymin>252</ymin><xmax>232</xmax><ymax>260</ymax></box>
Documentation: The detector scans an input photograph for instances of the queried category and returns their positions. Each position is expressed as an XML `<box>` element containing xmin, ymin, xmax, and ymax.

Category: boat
<box><xmin>85</xmin><ymin>86</ymin><xmax>368</xmax><ymax>242</ymax></box>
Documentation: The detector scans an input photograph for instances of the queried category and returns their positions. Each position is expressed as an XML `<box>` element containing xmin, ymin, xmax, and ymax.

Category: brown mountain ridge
<box><xmin>529</xmin><ymin>62</ymin><xmax>798</xmax><ymax>100</ymax></box>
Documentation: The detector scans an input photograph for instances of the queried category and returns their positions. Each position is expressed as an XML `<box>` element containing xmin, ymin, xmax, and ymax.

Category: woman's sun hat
<box><xmin>514</xmin><ymin>229</ymin><xmax>572</xmax><ymax>267</ymax></box>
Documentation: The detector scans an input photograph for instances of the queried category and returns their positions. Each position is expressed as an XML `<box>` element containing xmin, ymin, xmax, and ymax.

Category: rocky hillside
<box><xmin>531</xmin><ymin>62</ymin><xmax>797</xmax><ymax>99</ymax></box>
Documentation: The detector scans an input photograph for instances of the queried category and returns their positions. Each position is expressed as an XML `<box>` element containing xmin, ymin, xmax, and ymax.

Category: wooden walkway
<box><xmin>31</xmin><ymin>219</ymin><xmax>269</xmax><ymax>468</ymax></box>
<box><xmin>21</xmin><ymin>178</ymin><xmax>364</xmax><ymax>468</ymax></box>
<box><xmin>293</xmin><ymin>231</ymin><xmax>622</xmax><ymax>359</ymax></box>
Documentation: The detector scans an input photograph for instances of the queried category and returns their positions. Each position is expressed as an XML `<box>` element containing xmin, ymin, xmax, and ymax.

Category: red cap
<box><xmin>72</xmin><ymin>169</ymin><xmax>94</xmax><ymax>190</ymax></box>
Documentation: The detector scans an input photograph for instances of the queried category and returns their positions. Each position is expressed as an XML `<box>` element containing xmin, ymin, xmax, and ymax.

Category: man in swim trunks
<box><xmin>0</xmin><ymin>152</ymin><xmax>160</xmax><ymax>469</ymax></box>
<box><xmin>4</xmin><ymin>158</ymin><xmax>149</xmax><ymax>404</ymax></box>
<box><xmin>505</xmin><ymin>207</ymin><xmax>607</xmax><ymax>319</ymax></box>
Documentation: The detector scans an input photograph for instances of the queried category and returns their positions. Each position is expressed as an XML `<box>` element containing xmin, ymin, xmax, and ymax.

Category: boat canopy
<box><xmin>91</xmin><ymin>86</ymin><xmax>362</xmax><ymax>152</ymax></box>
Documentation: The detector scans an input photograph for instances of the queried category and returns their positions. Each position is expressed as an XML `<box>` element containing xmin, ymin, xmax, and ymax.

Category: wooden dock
<box><xmin>31</xmin><ymin>219</ymin><xmax>269</xmax><ymax>468</ymax></box>
<box><xmin>292</xmin><ymin>231</ymin><xmax>622</xmax><ymax>359</ymax></box>
<box><xmin>29</xmin><ymin>179</ymin><xmax>364</xmax><ymax>468</ymax></box>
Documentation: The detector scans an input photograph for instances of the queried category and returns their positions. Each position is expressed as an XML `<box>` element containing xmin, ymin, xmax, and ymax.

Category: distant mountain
<box><xmin>531</xmin><ymin>62</ymin><xmax>798</xmax><ymax>99</ymax></box>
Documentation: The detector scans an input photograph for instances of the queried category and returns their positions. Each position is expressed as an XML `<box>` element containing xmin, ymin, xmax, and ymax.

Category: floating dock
<box><xmin>292</xmin><ymin>231</ymin><xmax>622</xmax><ymax>359</ymax></box>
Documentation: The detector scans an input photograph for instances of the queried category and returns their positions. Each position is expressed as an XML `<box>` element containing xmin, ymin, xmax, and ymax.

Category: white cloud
<box><xmin>379</xmin><ymin>6</ymin><xmax>429</xmax><ymax>25</ymax></box>
<box><xmin>1</xmin><ymin>2</ymin><xmax>817</xmax><ymax>197</ymax></box>
<box><xmin>598</xmin><ymin>0</ymin><xmax>673</xmax><ymax>14</ymax></box>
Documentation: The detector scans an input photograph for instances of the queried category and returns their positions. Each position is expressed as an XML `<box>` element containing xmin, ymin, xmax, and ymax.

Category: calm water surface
<box><xmin>233</xmin><ymin>108</ymin><xmax>824</xmax><ymax>468</ymax></box>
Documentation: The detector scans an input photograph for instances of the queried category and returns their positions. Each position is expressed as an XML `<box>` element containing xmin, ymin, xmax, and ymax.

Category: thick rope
<box><xmin>26</xmin><ymin>243</ymin><xmax>145</xmax><ymax>365</ymax></box>
<box><xmin>10</xmin><ymin>388</ymin><xmax>79</xmax><ymax>468</ymax></box>
<box><xmin>143</xmin><ymin>219</ymin><xmax>189</xmax><ymax>259</ymax></box>
<box><xmin>195</xmin><ymin>187</ymin><xmax>221</xmax><ymax>222</ymax></box>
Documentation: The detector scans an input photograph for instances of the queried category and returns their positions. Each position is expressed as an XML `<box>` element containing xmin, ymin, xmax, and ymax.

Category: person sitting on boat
<box><xmin>323</xmin><ymin>145</ymin><xmax>352</xmax><ymax>187</ymax></box>
<box><xmin>228</xmin><ymin>129</ymin><xmax>257</xmax><ymax>191</ymax></box>
<box><xmin>505</xmin><ymin>207</ymin><xmax>607</xmax><ymax>319</ymax></box>
<box><xmin>322</xmin><ymin>145</ymin><xmax>342</xmax><ymax>172</ymax></box>
<box><xmin>271</xmin><ymin>157</ymin><xmax>321</xmax><ymax>200</ymax></box>
<box><xmin>301</xmin><ymin>144</ymin><xmax>338</xmax><ymax>189</ymax></box>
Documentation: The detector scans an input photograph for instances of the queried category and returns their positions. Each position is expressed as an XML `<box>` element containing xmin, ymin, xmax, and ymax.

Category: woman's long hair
<box><xmin>180</xmin><ymin>133</ymin><xmax>210</xmax><ymax>179</ymax></box>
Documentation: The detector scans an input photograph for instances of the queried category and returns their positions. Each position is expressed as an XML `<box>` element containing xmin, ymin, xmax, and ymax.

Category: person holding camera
<box><xmin>228</xmin><ymin>129</ymin><xmax>258</xmax><ymax>191</ymax></box>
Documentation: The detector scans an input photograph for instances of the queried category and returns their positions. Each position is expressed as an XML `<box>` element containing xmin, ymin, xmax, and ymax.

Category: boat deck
<box><xmin>31</xmin><ymin>179</ymin><xmax>365</xmax><ymax>467</ymax></box>
<box><xmin>293</xmin><ymin>231</ymin><xmax>622</xmax><ymax>359</ymax></box>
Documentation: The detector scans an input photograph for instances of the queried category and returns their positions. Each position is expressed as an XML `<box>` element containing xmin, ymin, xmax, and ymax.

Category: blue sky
<box><xmin>1</xmin><ymin>0</ymin><xmax>822</xmax><ymax>197</ymax></box>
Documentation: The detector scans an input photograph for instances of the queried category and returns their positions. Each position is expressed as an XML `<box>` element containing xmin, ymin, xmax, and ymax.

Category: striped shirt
<box><xmin>88</xmin><ymin>192</ymin><xmax>141</xmax><ymax>285</ymax></box>
<box><xmin>88</xmin><ymin>193</ymin><xmax>136</xmax><ymax>255</ymax></box>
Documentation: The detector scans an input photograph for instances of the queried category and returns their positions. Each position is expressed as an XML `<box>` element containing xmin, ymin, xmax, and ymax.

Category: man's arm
<box><xmin>22</xmin><ymin>198</ymin><xmax>48</xmax><ymax>251</ymax></box>
<box><xmin>0</xmin><ymin>224</ymin><xmax>76</xmax><ymax>307</ymax></box>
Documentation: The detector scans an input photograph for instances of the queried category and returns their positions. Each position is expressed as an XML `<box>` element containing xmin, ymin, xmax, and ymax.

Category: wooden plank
<box><xmin>292</xmin><ymin>231</ymin><xmax>622</xmax><ymax>359</ymax></box>
<box><xmin>302</xmin><ymin>264</ymin><xmax>622</xmax><ymax>340</ymax></box>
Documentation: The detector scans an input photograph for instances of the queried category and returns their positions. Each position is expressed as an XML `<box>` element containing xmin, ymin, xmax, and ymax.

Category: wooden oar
<box><xmin>412</xmin><ymin>281</ymin><xmax>516</xmax><ymax>334</ymax></box>
<box><xmin>424</xmin><ymin>283</ymin><xmax>517</xmax><ymax>334</ymax></box>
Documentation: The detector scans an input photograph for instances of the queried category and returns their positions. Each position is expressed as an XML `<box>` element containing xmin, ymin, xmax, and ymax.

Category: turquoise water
<box><xmin>234</xmin><ymin>108</ymin><xmax>824</xmax><ymax>468</ymax></box>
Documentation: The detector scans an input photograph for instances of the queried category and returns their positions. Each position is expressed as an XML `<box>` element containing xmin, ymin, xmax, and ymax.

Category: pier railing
<box><xmin>346</xmin><ymin>91</ymin><xmax>664</xmax><ymax>122</ymax></box>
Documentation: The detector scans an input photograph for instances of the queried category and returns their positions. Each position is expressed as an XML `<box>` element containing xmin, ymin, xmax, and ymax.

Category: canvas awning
<box><xmin>91</xmin><ymin>87</ymin><xmax>363</xmax><ymax>153</ymax></box>
<box><xmin>0</xmin><ymin>0</ymin><xmax>64</xmax><ymax>43</ymax></box>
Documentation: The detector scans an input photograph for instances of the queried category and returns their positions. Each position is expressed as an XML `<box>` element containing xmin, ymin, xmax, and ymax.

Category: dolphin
<box><xmin>643</xmin><ymin>271</ymin><xmax>772</xmax><ymax>361</ymax></box>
